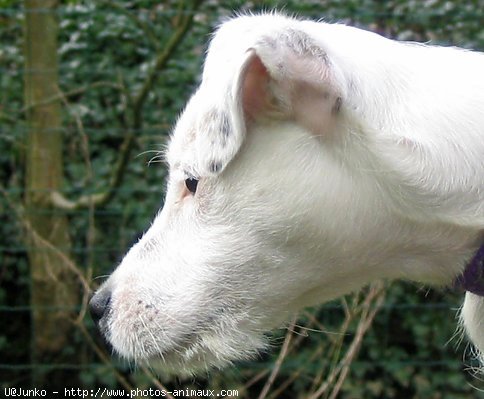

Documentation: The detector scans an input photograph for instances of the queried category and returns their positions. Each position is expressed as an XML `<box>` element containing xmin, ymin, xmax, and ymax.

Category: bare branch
<box><xmin>0</xmin><ymin>110</ymin><xmax>18</xmax><ymax>124</ymax></box>
<box><xmin>307</xmin><ymin>283</ymin><xmax>386</xmax><ymax>399</ymax></box>
<box><xmin>4</xmin><ymin>184</ymin><xmax>135</xmax><ymax>394</ymax></box>
<box><xmin>131</xmin><ymin>0</ymin><xmax>204</xmax><ymax>126</ymax></box>
<box><xmin>139</xmin><ymin>366</ymin><xmax>176</xmax><ymax>399</ymax></box>
<box><xmin>100</xmin><ymin>0</ymin><xmax>161</xmax><ymax>50</ymax></box>
<box><xmin>20</xmin><ymin>81</ymin><xmax>122</xmax><ymax>114</ymax></box>
<box><xmin>51</xmin><ymin>0</ymin><xmax>204</xmax><ymax>211</ymax></box>
<box><xmin>1</xmin><ymin>187</ymin><xmax>91</xmax><ymax>294</ymax></box>
<box><xmin>258</xmin><ymin>315</ymin><xmax>298</xmax><ymax>399</ymax></box>
<box><xmin>75</xmin><ymin>321</ymin><xmax>136</xmax><ymax>394</ymax></box>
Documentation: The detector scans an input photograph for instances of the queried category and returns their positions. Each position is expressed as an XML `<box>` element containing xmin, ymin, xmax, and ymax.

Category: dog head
<box><xmin>89</xmin><ymin>13</ymin><xmax>482</xmax><ymax>375</ymax></box>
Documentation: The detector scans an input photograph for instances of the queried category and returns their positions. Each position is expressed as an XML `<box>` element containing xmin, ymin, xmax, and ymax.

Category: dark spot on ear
<box><xmin>209</xmin><ymin>161</ymin><xmax>222</xmax><ymax>173</ymax></box>
<box><xmin>220</xmin><ymin>112</ymin><xmax>231</xmax><ymax>139</ymax></box>
<box><xmin>332</xmin><ymin>97</ymin><xmax>342</xmax><ymax>115</ymax></box>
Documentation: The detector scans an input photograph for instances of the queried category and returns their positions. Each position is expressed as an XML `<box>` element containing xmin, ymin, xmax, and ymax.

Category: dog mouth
<box><xmin>90</xmin><ymin>279</ymin><xmax>271</xmax><ymax>374</ymax></box>
<box><xmin>95</xmin><ymin>304</ymin><xmax>267</xmax><ymax>375</ymax></box>
<box><xmin>102</xmin><ymin>323</ymin><xmax>264</xmax><ymax>376</ymax></box>
<box><xmin>139</xmin><ymin>340</ymin><xmax>234</xmax><ymax>376</ymax></box>
<box><xmin>146</xmin><ymin>330</ymin><xmax>267</xmax><ymax>376</ymax></box>
<box><xmin>102</xmin><ymin>313</ymin><xmax>203</xmax><ymax>362</ymax></box>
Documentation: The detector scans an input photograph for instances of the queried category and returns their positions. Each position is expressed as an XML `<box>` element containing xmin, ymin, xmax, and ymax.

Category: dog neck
<box><xmin>454</xmin><ymin>243</ymin><xmax>484</xmax><ymax>296</ymax></box>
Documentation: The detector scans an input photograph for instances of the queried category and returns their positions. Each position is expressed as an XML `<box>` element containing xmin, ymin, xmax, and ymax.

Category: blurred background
<box><xmin>1</xmin><ymin>0</ymin><xmax>484</xmax><ymax>398</ymax></box>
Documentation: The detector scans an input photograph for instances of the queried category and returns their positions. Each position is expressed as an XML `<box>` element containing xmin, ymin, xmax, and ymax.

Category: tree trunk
<box><xmin>23</xmin><ymin>0</ymin><xmax>78</xmax><ymax>387</ymax></box>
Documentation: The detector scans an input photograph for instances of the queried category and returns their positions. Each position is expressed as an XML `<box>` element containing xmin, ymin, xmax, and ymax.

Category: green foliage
<box><xmin>1</xmin><ymin>0</ymin><xmax>483</xmax><ymax>396</ymax></box>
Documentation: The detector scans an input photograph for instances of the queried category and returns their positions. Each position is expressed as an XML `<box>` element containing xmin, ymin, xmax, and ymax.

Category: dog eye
<box><xmin>185</xmin><ymin>177</ymin><xmax>199</xmax><ymax>194</ymax></box>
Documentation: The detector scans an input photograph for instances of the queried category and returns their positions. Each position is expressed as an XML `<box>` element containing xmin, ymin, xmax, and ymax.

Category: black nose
<box><xmin>89</xmin><ymin>288</ymin><xmax>111</xmax><ymax>324</ymax></box>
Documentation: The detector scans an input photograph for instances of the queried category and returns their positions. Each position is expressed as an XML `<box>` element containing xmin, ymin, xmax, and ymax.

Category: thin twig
<box><xmin>268</xmin><ymin>319</ymin><xmax>329</xmax><ymax>399</ymax></box>
<box><xmin>4</xmin><ymin>182</ymin><xmax>139</xmax><ymax>397</ymax></box>
<box><xmin>328</xmin><ymin>286</ymin><xmax>385</xmax><ymax>399</ymax></box>
<box><xmin>1</xmin><ymin>186</ymin><xmax>91</xmax><ymax>294</ymax></box>
<box><xmin>50</xmin><ymin>0</ymin><xmax>204</xmax><ymax>211</ymax></box>
<box><xmin>57</xmin><ymin>85</ymin><xmax>97</xmax><ymax>323</ymax></box>
<box><xmin>20</xmin><ymin>81</ymin><xmax>122</xmax><ymax>114</ymax></box>
<box><xmin>0</xmin><ymin>110</ymin><xmax>19</xmax><ymax>124</ymax></box>
<box><xmin>75</xmin><ymin>320</ymin><xmax>136</xmax><ymax>395</ymax></box>
<box><xmin>49</xmin><ymin>127</ymin><xmax>134</xmax><ymax>210</ymax></box>
<box><xmin>139</xmin><ymin>365</ymin><xmax>176</xmax><ymax>399</ymax></box>
<box><xmin>99</xmin><ymin>0</ymin><xmax>161</xmax><ymax>49</ymax></box>
<box><xmin>309</xmin><ymin>299</ymin><xmax>354</xmax><ymax>393</ymax></box>
<box><xmin>131</xmin><ymin>0</ymin><xmax>203</xmax><ymax>125</ymax></box>
<box><xmin>307</xmin><ymin>283</ymin><xmax>386</xmax><ymax>399</ymax></box>
<box><xmin>257</xmin><ymin>315</ymin><xmax>298</xmax><ymax>399</ymax></box>
<box><xmin>244</xmin><ymin>369</ymin><xmax>270</xmax><ymax>391</ymax></box>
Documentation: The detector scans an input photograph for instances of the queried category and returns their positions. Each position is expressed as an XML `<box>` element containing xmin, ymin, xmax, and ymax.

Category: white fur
<box><xmin>93</xmin><ymin>13</ymin><xmax>484</xmax><ymax>375</ymax></box>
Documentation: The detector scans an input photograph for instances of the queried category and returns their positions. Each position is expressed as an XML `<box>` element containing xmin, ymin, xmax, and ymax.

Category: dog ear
<box><xmin>237</xmin><ymin>33</ymin><xmax>343</xmax><ymax>136</ymax></box>
<box><xmin>192</xmin><ymin>29</ymin><xmax>343</xmax><ymax>177</ymax></box>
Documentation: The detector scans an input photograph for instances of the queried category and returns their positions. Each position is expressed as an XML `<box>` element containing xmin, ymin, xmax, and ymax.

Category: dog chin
<box><xmin>110</xmin><ymin>330</ymin><xmax>267</xmax><ymax>377</ymax></box>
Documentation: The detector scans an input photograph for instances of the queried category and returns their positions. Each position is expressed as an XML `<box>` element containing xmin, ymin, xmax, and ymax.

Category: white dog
<box><xmin>90</xmin><ymin>13</ymin><xmax>484</xmax><ymax>375</ymax></box>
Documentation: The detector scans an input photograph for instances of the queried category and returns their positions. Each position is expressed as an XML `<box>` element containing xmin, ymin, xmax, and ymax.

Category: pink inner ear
<box><xmin>242</xmin><ymin>52</ymin><xmax>270</xmax><ymax>124</ymax></box>
<box><xmin>240</xmin><ymin>48</ymin><xmax>341</xmax><ymax>136</ymax></box>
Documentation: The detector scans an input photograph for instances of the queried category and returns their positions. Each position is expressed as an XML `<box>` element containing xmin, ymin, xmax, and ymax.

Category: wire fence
<box><xmin>1</xmin><ymin>1</ymin><xmax>484</xmax><ymax>398</ymax></box>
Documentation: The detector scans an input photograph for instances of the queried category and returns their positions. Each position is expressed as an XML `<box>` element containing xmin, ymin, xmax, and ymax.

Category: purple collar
<box><xmin>453</xmin><ymin>244</ymin><xmax>484</xmax><ymax>296</ymax></box>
